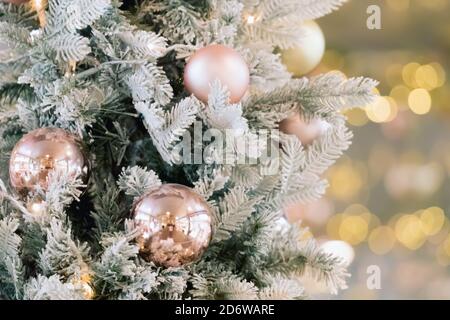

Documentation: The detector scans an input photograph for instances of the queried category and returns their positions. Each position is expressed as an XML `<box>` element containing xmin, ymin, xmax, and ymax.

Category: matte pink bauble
<box><xmin>279</xmin><ymin>113</ymin><xmax>330</xmax><ymax>146</ymax></box>
<box><xmin>184</xmin><ymin>44</ymin><xmax>250</xmax><ymax>103</ymax></box>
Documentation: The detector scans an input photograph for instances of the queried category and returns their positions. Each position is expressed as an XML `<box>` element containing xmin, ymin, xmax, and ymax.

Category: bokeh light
<box><xmin>368</xmin><ymin>226</ymin><xmax>396</xmax><ymax>255</ymax></box>
<box><xmin>408</xmin><ymin>88</ymin><xmax>432</xmax><ymax>115</ymax></box>
<box><xmin>395</xmin><ymin>214</ymin><xmax>427</xmax><ymax>250</ymax></box>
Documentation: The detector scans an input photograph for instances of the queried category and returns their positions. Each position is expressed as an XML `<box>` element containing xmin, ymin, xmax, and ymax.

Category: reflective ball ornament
<box><xmin>184</xmin><ymin>44</ymin><xmax>250</xmax><ymax>103</ymax></box>
<box><xmin>280</xmin><ymin>20</ymin><xmax>325</xmax><ymax>77</ymax></box>
<box><xmin>279</xmin><ymin>113</ymin><xmax>330</xmax><ymax>146</ymax></box>
<box><xmin>9</xmin><ymin>128</ymin><xmax>89</xmax><ymax>196</ymax></box>
<box><xmin>132</xmin><ymin>184</ymin><xmax>213</xmax><ymax>267</ymax></box>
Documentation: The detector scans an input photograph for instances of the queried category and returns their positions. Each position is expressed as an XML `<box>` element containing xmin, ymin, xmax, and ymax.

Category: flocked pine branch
<box><xmin>240</xmin><ymin>0</ymin><xmax>347</xmax><ymax>48</ymax></box>
<box><xmin>38</xmin><ymin>218</ymin><xmax>91</xmax><ymax>280</ymax></box>
<box><xmin>245</xmin><ymin>72</ymin><xmax>378</xmax><ymax>124</ymax></box>
<box><xmin>213</xmin><ymin>186</ymin><xmax>260</xmax><ymax>242</ymax></box>
<box><xmin>0</xmin><ymin>217</ymin><xmax>24</xmax><ymax>299</ymax></box>
<box><xmin>23</xmin><ymin>275</ymin><xmax>84</xmax><ymax>300</ymax></box>
<box><xmin>117</xmin><ymin>166</ymin><xmax>161</xmax><ymax>198</ymax></box>
<box><xmin>258</xmin><ymin>274</ymin><xmax>306</xmax><ymax>300</ymax></box>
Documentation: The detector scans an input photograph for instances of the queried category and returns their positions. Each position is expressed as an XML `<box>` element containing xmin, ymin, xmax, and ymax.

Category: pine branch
<box><xmin>260</xmin><ymin>0</ymin><xmax>347</xmax><ymax>22</ymax></box>
<box><xmin>245</xmin><ymin>73</ymin><xmax>378</xmax><ymax>120</ymax></box>
<box><xmin>191</xmin><ymin>273</ymin><xmax>258</xmax><ymax>300</ymax></box>
<box><xmin>0</xmin><ymin>83</ymin><xmax>34</xmax><ymax>105</ymax></box>
<box><xmin>203</xmin><ymin>80</ymin><xmax>248</xmax><ymax>131</ymax></box>
<box><xmin>302</xmin><ymin>114</ymin><xmax>353</xmax><ymax>176</ymax></box>
<box><xmin>38</xmin><ymin>219</ymin><xmax>91</xmax><ymax>279</ymax></box>
<box><xmin>193</xmin><ymin>167</ymin><xmax>229</xmax><ymax>200</ymax></box>
<box><xmin>258</xmin><ymin>275</ymin><xmax>306</xmax><ymax>300</ymax></box>
<box><xmin>118</xmin><ymin>30</ymin><xmax>167</xmax><ymax>59</ymax></box>
<box><xmin>47</xmin><ymin>33</ymin><xmax>91</xmax><ymax>62</ymax></box>
<box><xmin>213</xmin><ymin>187</ymin><xmax>260</xmax><ymax>242</ymax></box>
<box><xmin>156</xmin><ymin>267</ymin><xmax>190</xmax><ymax>300</ymax></box>
<box><xmin>0</xmin><ymin>217</ymin><xmax>24</xmax><ymax>299</ymax></box>
<box><xmin>23</xmin><ymin>275</ymin><xmax>85</xmax><ymax>300</ymax></box>
<box><xmin>117</xmin><ymin>166</ymin><xmax>162</xmax><ymax>198</ymax></box>
<box><xmin>93</xmin><ymin>234</ymin><xmax>140</xmax><ymax>297</ymax></box>
<box><xmin>46</xmin><ymin>0</ymin><xmax>111</xmax><ymax>35</ymax></box>
<box><xmin>241</xmin><ymin>0</ymin><xmax>348</xmax><ymax>48</ymax></box>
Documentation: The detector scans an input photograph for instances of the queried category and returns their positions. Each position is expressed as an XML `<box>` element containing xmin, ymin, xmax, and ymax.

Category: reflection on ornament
<box><xmin>320</xmin><ymin>240</ymin><xmax>355</xmax><ymax>267</ymax></box>
<box><xmin>279</xmin><ymin>113</ymin><xmax>330</xmax><ymax>146</ymax></box>
<box><xmin>184</xmin><ymin>44</ymin><xmax>250</xmax><ymax>103</ymax></box>
<box><xmin>9</xmin><ymin>128</ymin><xmax>89</xmax><ymax>196</ymax></box>
<box><xmin>131</xmin><ymin>184</ymin><xmax>212</xmax><ymax>267</ymax></box>
<box><xmin>280</xmin><ymin>21</ymin><xmax>325</xmax><ymax>77</ymax></box>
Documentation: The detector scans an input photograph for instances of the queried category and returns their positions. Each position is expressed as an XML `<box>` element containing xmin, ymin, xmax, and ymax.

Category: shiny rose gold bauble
<box><xmin>9</xmin><ymin>128</ymin><xmax>89</xmax><ymax>196</ymax></box>
<box><xmin>279</xmin><ymin>113</ymin><xmax>330</xmax><ymax>146</ymax></box>
<box><xmin>184</xmin><ymin>44</ymin><xmax>250</xmax><ymax>103</ymax></box>
<box><xmin>132</xmin><ymin>184</ymin><xmax>213</xmax><ymax>267</ymax></box>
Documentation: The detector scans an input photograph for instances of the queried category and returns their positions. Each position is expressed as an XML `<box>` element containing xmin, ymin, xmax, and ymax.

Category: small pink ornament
<box><xmin>184</xmin><ymin>44</ymin><xmax>250</xmax><ymax>103</ymax></box>
<box><xmin>279</xmin><ymin>113</ymin><xmax>330</xmax><ymax>146</ymax></box>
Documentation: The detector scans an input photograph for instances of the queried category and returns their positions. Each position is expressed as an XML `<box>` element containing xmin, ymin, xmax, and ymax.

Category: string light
<box><xmin>246</xmin><ymin>15</ymin><xmax>256</xmax><ymax>24</ymax></box>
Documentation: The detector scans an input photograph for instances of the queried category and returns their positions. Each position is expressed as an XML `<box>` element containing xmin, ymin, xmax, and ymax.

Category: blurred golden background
<box><xmin>287</xmin><ymin>0</ymin><xmax>450</xmax><ymax>299</ymax></box>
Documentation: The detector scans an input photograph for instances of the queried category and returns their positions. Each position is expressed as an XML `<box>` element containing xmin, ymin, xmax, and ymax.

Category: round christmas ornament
<box><xmin>279</xmin><ymin>113</ymin><xmax>330</xmax><ymax>146</ymax></box>
<box><xmin>131</xmin><ymin>184</ymin><xmax>213</xmax><ymax>267</ymax></box>
<box><xmin>280</xmin><ymin>20</ymin><xmax>325</xmax><ymax>77</ymax></box>
<box><xmin>184</xmin><ymin>44</ymin><xmax>250</xmax><ymax>103</ymax></box>
<box><xmin>9</xmin><ymin>127</ymin><xmax>89</xmax><ymax>196</ymax></box>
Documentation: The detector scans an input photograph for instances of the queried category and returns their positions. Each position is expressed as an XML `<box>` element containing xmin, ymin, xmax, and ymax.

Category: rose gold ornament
<box><xmin>131</xmin><ymin>184</ymin><xmax>213</xmax><ymax>267</ymax></box>
<box><xmin>284</xmin><ymin>198</ymin><xmax>334</xmax><ymax>232</ymax></box>
<box><xmin>9</xmin><ymin>127</ymin><xmax>89</xmax><ymax>196</ymax></box>
<box><xmin>279</xmin><ymin>113</ymin><xmax>330</xmax><ymax>146</ymax></box>
<box><xmin>184</xmin><ymin>44</ymin><xmax>250</xmax><ymax>103</ymax></box>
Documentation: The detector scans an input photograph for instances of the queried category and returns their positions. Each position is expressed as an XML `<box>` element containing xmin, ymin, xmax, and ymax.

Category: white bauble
<box><xmin>280</xmin><ymin>21</ymin><xmax>325</xmax><ymax>77</ymax></box>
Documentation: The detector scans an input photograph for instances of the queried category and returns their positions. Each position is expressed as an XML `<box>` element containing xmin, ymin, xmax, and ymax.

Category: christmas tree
<box><xmin>0</xmin><ymin>0</ymin><xmax>377</xmax><ymax>300</ymax></box>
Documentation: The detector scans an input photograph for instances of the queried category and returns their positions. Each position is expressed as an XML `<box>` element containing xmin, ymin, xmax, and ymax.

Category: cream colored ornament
<box><xmin>280</xmin><ymin>20</ymin><xmax>325</xmax><ymax>77</ymax></box>
<box><xmin>184</xmin><ymin>44</ymin><xmax>250</xmax><ymax>103</ymax></box>
<box><xmin>279</xmin><ymin>112</ymin><xmax>330</xmax><ymax>146</ymax></box>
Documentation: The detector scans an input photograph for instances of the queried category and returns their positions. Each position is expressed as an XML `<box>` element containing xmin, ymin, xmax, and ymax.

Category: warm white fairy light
<box><xmin>246</xmin><ymin>15</ymin><xmax>256</xmax><ymax>24</ymax></box>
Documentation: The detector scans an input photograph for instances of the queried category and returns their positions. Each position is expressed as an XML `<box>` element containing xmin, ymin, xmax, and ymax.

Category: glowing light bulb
<box><xmin>246</xmin><ymin>15</ymin><xmax>256</xmax><ymax>24</ymax></box>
